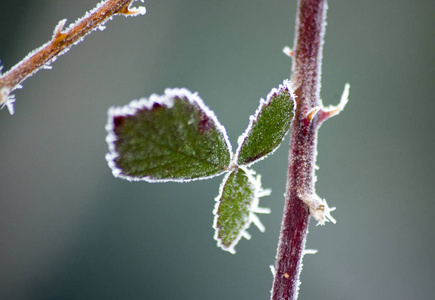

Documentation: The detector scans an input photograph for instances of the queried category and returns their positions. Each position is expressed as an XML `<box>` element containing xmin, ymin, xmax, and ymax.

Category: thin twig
<box><xmin>271</xmin><ymin>0</ymin><xmax>348</xmax><ymax>299</ymax></box>
<box><xmin>0</xmin><ymin>0</ymin><xmax>145</xmax><ymax>115</ymax></box>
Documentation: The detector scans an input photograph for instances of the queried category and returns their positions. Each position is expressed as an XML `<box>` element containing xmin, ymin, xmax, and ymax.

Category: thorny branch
<box><xmin>271</xmin><ymin>0</ymin><xmax>348</xmax><ymax>299</ymax></box>
<box><xmin>0</xmin><ymin>0</ymin><xmax>145</xmax><ymax>115</ymax></box>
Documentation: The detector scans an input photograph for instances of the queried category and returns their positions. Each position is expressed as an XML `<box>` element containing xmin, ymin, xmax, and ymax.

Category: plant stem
<box><xmin>0</xmin><ymin>0</ymin><xmax>145</xmax><ymax>114</ymax></box>
<box><xmin>271</xmin><ymin>0</ymin><xmax>327</xmax><ymax>299</ymax></box>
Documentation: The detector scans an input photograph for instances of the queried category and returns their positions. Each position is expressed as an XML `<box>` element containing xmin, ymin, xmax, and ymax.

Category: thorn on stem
<box><xmin>303</xmin><ymin>249</ymin><xmax>318</xmax><ymax>255</ymax></box>
<box><xmin>116</xmin><ymin>0</ymin><xmax>146</xmax><ymax>16</ymax></box>
<box><xmin>318</xmin><ymin>83</ymin><xmax>350</xmax><ymax>123</ymax></box>
<box><xmin>283</xmin><ymin>46</ymin><xmax>294</xmax><ymax>58</ymax></box>
<box><xmin>270</xmin><ymin>265</ymin><xmax>276</xmax><ymax>276</ymax></box>
<box><xmin>52</xmin><ymin>19</ymin><xmax>68</xmax><ymax>44</ymax></box>
<box><xmin>306</xmin><ymin>106</ymin><xmax>320</xmax><ymax>123</ymax></box>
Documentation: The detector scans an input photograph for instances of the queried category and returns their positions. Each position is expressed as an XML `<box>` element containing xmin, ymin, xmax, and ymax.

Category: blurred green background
<box><xmin>1</xmin><ymin>0</ymin><xmax>434</xmax><ymax>299</ymax></box>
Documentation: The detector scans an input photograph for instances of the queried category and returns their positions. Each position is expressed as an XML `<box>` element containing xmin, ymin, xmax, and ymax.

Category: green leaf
<box><xmin>106</xmin><ymin>88</ymin><xmax>232</xmax><ymax>182</ymax></box>
<box><xmin>213</xmin><ymin>167</ymin><xmax>271</xmax><ymax>254</ymax></box>
<box><xmin>236</xmin><ymin>80</ymin><xmax>295</xmax><ymax>166</ymax></box>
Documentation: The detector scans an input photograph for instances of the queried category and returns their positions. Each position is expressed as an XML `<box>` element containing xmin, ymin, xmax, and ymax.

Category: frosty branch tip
<box><xmin>0</xmin><ymin>0</ymin><xmax>145</xmax><ymax>115</ymax></box>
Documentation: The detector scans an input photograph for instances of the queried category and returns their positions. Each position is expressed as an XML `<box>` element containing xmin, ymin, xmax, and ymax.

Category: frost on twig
<box><xmin>0</xmin><ymin>0</ymin><xmax>146</xmax><ymax>115</ymax></box>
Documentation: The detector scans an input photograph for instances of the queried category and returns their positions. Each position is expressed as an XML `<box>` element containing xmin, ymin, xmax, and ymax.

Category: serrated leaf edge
<box><xmin>212</xmin><ymin>166</ymin><xmax>271</xmax><ymax>254</ymax></box>
<box><xmin>234</xmin><ymin>79</ymin><xmax>295</xmax><ymax>167</ymax></box>
<box><xmin>105</xmin><ymin>87</ymin><xmax>233</xmax><ymax>183</ymax></box>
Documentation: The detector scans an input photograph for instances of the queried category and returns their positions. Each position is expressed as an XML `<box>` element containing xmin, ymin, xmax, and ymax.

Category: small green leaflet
<box><xmin>106</xmin><ymin>88</ymin><xmax>232</xmax><ymax>182</ymax></box>
<box><xmin>213</xmin><ymin>167</ymin><xmax>271</xmax><ymax>254</ymax></box>
<box><xmin>236</xmin><ymin>80</ymin><xmax>295</xmax><ymax>166</ymax></box>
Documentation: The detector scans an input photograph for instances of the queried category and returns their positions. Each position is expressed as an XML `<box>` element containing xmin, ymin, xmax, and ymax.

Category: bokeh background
<box><xmin>1</xmin><ymin>0</ymin><xmax>434</xmax><ymax>299</ymax></box>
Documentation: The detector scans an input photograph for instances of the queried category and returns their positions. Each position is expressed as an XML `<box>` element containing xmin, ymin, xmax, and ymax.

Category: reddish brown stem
<box><xmin>271</xmin><ymin>0</ymin><xmax>327</xmax><ymax>299</ymax></box>
<box><xmin>0</xmin><ymin>0</ymin><xmax>145</xmax><ymax>113</ymax></box>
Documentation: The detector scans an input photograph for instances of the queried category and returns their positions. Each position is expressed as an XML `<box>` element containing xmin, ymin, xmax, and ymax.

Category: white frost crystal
<box><xmin>0</xmin><ymin>88</ymin><xmax>15</xmax><ymax>115</ymax></box>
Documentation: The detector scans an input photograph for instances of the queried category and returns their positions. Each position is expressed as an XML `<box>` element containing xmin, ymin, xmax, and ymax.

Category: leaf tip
<box><xmin>235</xmin><ymin>80</ymin><xmax>295</xmax><ymax>166</ymax></box>
<box><xmin>213</xmin><ymin>167</ymin><xmax>271</xmax><ymax>254</ymax></box>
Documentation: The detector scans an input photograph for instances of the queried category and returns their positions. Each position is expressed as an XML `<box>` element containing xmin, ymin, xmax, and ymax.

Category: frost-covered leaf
<box><xmin>106</xmin><ymin>88</ymin><xmax>232</xmax><ymax>182</ymax></box>
<box><xmin>213</xmin><ymin>167</ymin><xmax>271</xmax><ymax>254</ymax></box>
<box><xmin>236</xmin><ymin>80</ymin><xmax>295</xmax><ymax>166</ymax></box>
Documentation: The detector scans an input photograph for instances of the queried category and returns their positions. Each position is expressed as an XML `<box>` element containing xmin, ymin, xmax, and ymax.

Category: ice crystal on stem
<box><xmin>0</xmin><ymin>88</ymin><xmax>15</xmax><ymax>115</ymax></box>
